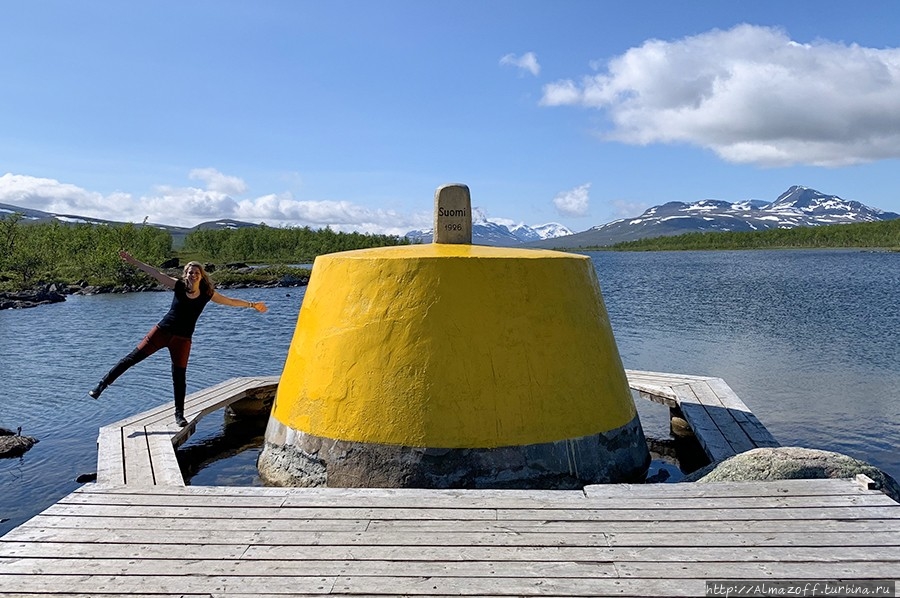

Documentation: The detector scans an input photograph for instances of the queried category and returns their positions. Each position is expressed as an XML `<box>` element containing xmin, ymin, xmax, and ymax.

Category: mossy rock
<box><xmin>681</xmin><ymin>446</ymin><xmax>899</xmax><ymax>503</ymax></box>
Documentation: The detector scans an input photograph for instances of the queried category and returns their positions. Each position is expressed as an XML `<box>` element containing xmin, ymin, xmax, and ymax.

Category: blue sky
<box><xmin>2</xmin><ymin>1</ymin><xmax>899</xmax><ymax>234</ymax></box>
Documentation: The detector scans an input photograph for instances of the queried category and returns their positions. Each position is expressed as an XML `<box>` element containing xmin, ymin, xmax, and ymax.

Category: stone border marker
<box><xmin>433</xmin><ymin>183</ymin><xmax>472</xmax><ymax>244</ymax></box>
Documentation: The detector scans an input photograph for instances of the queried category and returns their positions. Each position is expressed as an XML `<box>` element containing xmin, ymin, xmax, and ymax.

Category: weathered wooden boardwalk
<box><xmin>96</xmin><ymin>376</ymin><xmax>280</xmax><ymax>486</ymax></box>
<box><xmin>0</xmin><ymin>479</ymin><xmax>897</xmax><ymax>596</ymax></box>
<box><xmin>625</xmin><ymin>369</ymin><xmax>781</xmax><ymax>462</ymax></box>
<box><xmin>0</xmin><ymin>371</ymin><xmax>897</xmax><ymax>596</ymax></box>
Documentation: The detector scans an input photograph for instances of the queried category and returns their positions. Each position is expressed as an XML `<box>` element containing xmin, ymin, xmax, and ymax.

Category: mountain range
<box><xmin>526</xmin><ymin>186</ymin><xmax>899</xmax><ymax>248</ymax></box>
<box><xmin>3</xmin><ymin>185</ymin><xmax>897</xmax><ymax>249</ymax></box>
<box><xmin>404</xmin><ymin>207</ymin><xmax>573</xmax><ymax>246</ymax></box>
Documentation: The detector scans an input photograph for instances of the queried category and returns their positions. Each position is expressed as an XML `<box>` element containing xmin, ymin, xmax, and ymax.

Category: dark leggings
<box><xmin>101</xmin><ymin>325</ymin><xmax>192</xmax><ymax>413</ymax></box>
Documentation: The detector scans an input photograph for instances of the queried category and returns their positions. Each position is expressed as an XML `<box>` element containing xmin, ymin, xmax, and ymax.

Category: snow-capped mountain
<box><xmin>405</xmin><ymin>207</ymin><xmax>574</xmax><ymax>246</ymax></box>
<box><xmin>532</xmin><ymin>186</ymin><xmax>899</xmax><ymax>249</ymax></box>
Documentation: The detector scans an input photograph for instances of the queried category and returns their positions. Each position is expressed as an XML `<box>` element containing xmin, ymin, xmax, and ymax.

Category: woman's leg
<box><xmin>168</xmin><ymin>336</ymin><xmax>192</xmax><ymax>426</ymax></box>
<box><xmin>89</xmin><ymin>326</ymin><xmax>169</xmax><ymax>398</ymax></box>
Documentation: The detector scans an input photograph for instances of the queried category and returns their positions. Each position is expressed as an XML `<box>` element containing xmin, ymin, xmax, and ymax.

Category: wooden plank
<box><xmin>185</xmin><ymin>378</ymin><xmax>255</xmax><ymax>412</ymax></box>
<box><xmin>103</xmin><ymin>401</ymin><xmax>172</xmax><ymax>429</ymax></box>
<box><xmin>0</xmin><ymin>595</ymin><xmax>190</xmax><ymax>598</ymax></box>
<box><xmin>7</xmin><ymin>525</ymin><xmax>900</xmax><ymax>559</ymax></box>
<box><xmin>38</xmin><ymin>503</ymin><xmax>500</xmax><ymax>521</ymax></box>
<box><xmin>615</xmin><ymin>561</ymin><xmax>900</xmax><ymax>578</ymax></box>
<box><xmin>329</xmin><ymin>575</ymin><xmax>876</xmax><ymax>596</ymax></box>
<box><xmin>369</xmin><ymin>522</ymin><xmax>900</xmax><ymax>541</ymax></box>
<box><xmin>78</xmin><ymin>477</ymin><xmax>877</xmax><ymax>499</ymax></box>
<box><xmin>0</xmin><ymin>542</ymin><xmax>251</xmax><ymax>559</ymax></box>
<box><xmin>0</xmin><ymin>557</ymin><xmax>623</xmax><ymax>578</ymax></box>
<box><xmin>705</xmin><ymin>377</ymin><xmax>780</xmax><ymax>447</ymax></box>
<box><xmin>625</xmin><ymin>369</ymin><xmax>713</xmax><ymax>383</ymax></box>
<box><xmin>625</xmin><ymin>379</ymin><xmax>684</xmax><ymax>406</ymax></box>
<box><xmin>0</xmin><ymin>574</ymin><xmax>658</xmax><ymax>597</ymax></box>
<box><xmin>671</xmin><ymin>385</ymin><xmax>735</xmax><ymax>461</ymax></box>
<box><xmin>52</xmin><ymin>488</ymin><xmax>898</xmax><ymax>510</ymax></box>
<box><xmin>604</xmin><ymin>530</ymin><xmax>900</xmax><ymax>546</ymax></box>
<box><xmin>18</xmin><ymin>515</ymin><xmax>371</xmax><ymax>532</ymax></box>
<box><xmin>121</xmin><ymin>426</ymin><xmax>154</xmax><ymax>485</ymax></box>
<box><xmin>635</xmin><ymin>389</ymin><xmax>679</xmax><ymax>407</ymax></box>
<box><xmin>37</xmin><ymin>501</ymin><xmax>900</xmax><ymax>523</ymax></box>
<box><xmin>186</xmin><ymin>376</ymin><xmax>277</xmax><ymax>414</ymax></box>
<box><xmin>120</xmin><ymin>376</ymin><xmax>252</xmax><ymax>429</ymax></box>
<box><xmin>3</xmin><ymin>556</ymin><xmax>899</xmax><ymax>579</ymax></box>
<box><xmin>78</xmin><ymin>486</ymin><xmax>590</xmax><ymax>503</ymax></box>
<box><xmin>248</xmin><ymin>542</ymin><xmax>900</xmax><ymax>564</ymax></box>
<box><xmin>22</xmin><ymin>514</ymin><xmax>900</xmax><ymax>535</ymax></box>
<box><xmin>687</xmin><ymin>380</ymin><xmax>757</xmax><ymax>455</ymax></box>
<box><xmin>95</xmin><ymin>426</ymin><xmax>125</xmax><ymax>486</ymax></box>
<box><xmin>145</xmin><ymin>430</ymin><xmax>184</xmax><ymax>486</ymax></box>
<box><xmin>0</xmin><ymin>574</ymin><xmax>337</xmax><ymax>595</ymax></box>
<box><xmin>583</xmin><ymin>478</ymin><xmax>880</xmax><ymax>498</ymax></box>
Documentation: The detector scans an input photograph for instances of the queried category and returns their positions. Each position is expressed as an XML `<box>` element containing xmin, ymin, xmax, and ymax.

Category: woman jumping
<box><xmin>89</xmin><ymin>251</ymin><xmax>268</xmax><ymax>427</ymax></box>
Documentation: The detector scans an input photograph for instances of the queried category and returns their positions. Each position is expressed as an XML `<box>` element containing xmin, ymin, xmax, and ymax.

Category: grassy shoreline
<box><xmin>0</xmin><ymin>264</ymin><xmax>312</xmax><ymax>310</ymax></box>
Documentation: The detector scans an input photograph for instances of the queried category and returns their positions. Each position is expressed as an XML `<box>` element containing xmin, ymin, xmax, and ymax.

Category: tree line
<box><xmin>598</xmin><ymin>219</ymin><xmax>900</xmax><ymax>251</ymax></box>
<box><xmin>0</xmin><ymin>215</ymin><xmax>171</xmax><ymax>289</ymax></box>
<box><xmin>182</xmin><ymin>224</ymin><xmax>410</xmax><ymax>263</ymax></box>
<box><xmin>0</xmin><ymin>214</ymin><xmax>411</xmax><ymax>290</ymax></box>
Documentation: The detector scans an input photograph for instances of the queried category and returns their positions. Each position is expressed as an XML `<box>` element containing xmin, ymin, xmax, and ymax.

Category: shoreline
<box><xmin>0</xmin><ymin>275</ymin><xmax>310</xmax><ymax>311</ymax></box>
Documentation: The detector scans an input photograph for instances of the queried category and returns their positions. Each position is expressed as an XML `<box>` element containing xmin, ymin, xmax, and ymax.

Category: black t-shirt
<box><xmin>156</xmin><ymin>280</ymin><xmax>213</xmax><ymax>338</ymax></box>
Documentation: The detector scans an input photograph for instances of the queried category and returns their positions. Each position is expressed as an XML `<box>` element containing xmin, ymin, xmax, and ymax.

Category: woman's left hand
<box><xmin>252</xmin><ymin>301</ymin><xmax>268</xmax><ymax>313</ymax></box>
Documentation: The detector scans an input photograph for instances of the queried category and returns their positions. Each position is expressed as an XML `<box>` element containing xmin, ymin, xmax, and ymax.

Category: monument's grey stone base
<box><xmin>257</xmin><ymin>415</ymin><xmax>650</xmax><ymax>488</ymax></box>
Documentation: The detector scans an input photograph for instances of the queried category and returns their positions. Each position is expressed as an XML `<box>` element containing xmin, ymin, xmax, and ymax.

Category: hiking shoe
<box><xmin>174</xmin><ymin>412</ymin><xmax>188</xmax><ymax>427</ymax></box>
<box><xmin>88</xmin><ymin>382</ymin><xmax>107</xmax><ymax>399</ymax></box>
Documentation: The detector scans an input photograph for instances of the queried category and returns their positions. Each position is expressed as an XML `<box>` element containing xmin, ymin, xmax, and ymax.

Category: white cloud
<box><xmin>470</xmin><ymin>207</ymin><xmax>521</xmax><ymax>228</ymax></box>
<box><xmin>0</xmin><ymin>172</ymin><xmax>429</xmax><ymax>235</ymax></box>
<box><xmin>500</xmin><ymin>51</ymin><xmax>541</xmax><ymax>76</ymax></box>
<box><xmin>233</xmin><ymin>194</ymin><xmax>427</xmax><ymax>235</ymax></box>
<box><xmin>0</xmin><ymin>173</ymin><xmax>112</xmax><ymax>216</ymax></box>
<box><xmin>540</xmin><ymin>24</ymin><xmax>900</xmax><ymax>167</ymax></box>
<box><xmin>145</xmin><ymin>184</ymin><xmax>240</xmax><ymax>222</ymax></box>
<box><xmin>553</xmin><ymin>183</ymin><xmax>591</xmax><ymax>217</ymax></box>
<box><xmin>188</xmin><ymin>168</ymin><xmax>248</xmax><ymax>195</ymax></box>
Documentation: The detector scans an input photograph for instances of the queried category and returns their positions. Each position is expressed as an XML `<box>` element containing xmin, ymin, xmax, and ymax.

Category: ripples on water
<box><xmin>0</xmin><ymin>286</ymin><xmax>304</xmax><ymax>534</ymax></box>
<box><xmin>1</xmin><ymin>249</ymin><xmax>899</xmax><ymax>535</ymax></box>
<box><xmin>595</xmin><ymin>249</ymin><xmax>900</xmax><ymax>481</ymax></box>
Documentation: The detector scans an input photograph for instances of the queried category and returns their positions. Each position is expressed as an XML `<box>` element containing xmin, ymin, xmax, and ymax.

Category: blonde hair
<box><xmin>183</xmin><ymin>261</ymin><xmax>215</xmax><ymax>296</ymax></box>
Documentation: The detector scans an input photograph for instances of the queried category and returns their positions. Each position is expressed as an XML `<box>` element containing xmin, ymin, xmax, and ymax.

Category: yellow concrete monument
<box><xmin>258</xmin><ymin>184</ymin><xmax>650</xmax><ymax>487</ymax></box>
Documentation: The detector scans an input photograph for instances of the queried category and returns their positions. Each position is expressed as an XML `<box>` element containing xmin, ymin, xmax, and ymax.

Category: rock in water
<box><xmin>0</xmin><ymin>432</ymin><xmax>38</xmax><ymax>458</ymax></box>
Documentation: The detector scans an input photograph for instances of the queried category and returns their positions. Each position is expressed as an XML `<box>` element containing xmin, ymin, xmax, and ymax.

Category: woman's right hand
<box><xmin>119</xmin><ymin>250</ymin><xmax>135</xmax><ymax>264</ymax></box>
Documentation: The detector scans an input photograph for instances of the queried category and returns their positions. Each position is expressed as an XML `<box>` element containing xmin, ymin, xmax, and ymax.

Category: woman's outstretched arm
<box><xmin>210</xmin><ymin>291</ymin><xmax>269</xmax><ymax>313</ymax></box>
<box><xmin>119</xmin><ymin>251</ymin><xmax>178</xmax><ymax>289</ymax></box>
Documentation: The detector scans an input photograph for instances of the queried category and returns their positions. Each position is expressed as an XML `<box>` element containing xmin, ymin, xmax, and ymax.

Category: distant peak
<box><xmin>773</xmin><ymin>185</ymin><xmax>829</xmax><ymax>206</ymax></box>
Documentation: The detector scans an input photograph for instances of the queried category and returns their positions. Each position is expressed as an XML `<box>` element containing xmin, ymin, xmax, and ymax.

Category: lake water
<box><xmin>1</xmin><ymin>249</ymin><xmax>899</xmax><ymax>535</ymax></box>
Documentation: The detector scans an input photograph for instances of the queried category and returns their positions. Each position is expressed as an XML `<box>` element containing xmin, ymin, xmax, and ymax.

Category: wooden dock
<box><xmin>92</xmin><ymin>371</ymin><xmax>778</xmax><ymax>490</ymax></box>
<box><xmin>96</xmin><ymin>376</ymin><xmax>279</xmax><ymax>486</ymax></box>
<box><xmin>0</xmin><ymin>371</ymin><xmax>897</xmax><ymax>596</ymax></box>
<box><xmin>0</xmin><ymin>479</ymin><xmax>897</xmax><ymax>596</ymax></box>
<box><xmin>625</xmin><ymin>369</ymin><xmax>781</xmax><ymax>462</ymax></box>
